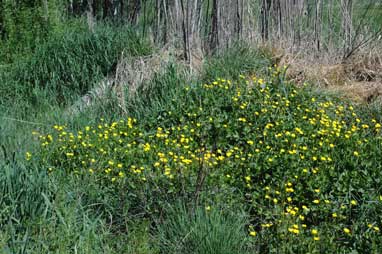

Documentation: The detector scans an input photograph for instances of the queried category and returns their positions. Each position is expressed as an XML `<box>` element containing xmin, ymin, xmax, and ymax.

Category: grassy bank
<box><xmin>1</xmin><ymin>30</ymin><xmax>382</xmax><ymax>253</ymax></box>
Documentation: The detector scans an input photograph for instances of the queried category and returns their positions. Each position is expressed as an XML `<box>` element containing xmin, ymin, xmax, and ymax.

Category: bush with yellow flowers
<box><xmin>32</xmin><ymin>65</ymin><xmax>382</xmax><ymax>252</ymax></box>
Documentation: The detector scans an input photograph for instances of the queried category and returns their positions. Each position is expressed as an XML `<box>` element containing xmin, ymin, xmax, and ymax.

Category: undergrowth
<box><xmin>0</xmin><ymin>23</ymin><xmax>151</xmax><ymax>109</ymax></box>
<box><xmin>28</xmin><ymin>65</ymin><xmax>382</xmax><ymax>253</ymax></box>
<box><xmin>1</xmin><ymin>40</ymin><xmax>382</xmax><ymax>253</ymax></box>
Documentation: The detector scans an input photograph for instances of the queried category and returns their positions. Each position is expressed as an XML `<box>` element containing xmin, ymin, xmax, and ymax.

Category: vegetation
<box><xmin>1</xmin><ymin>1</ymin><xmax>381</xmax><ymax>254</ymax></box>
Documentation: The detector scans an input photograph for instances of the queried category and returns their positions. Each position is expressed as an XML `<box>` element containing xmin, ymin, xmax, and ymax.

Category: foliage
<box><xmin>30</xmin><ymin>65</ymin><xmax>382</xmax><ymax>252</ymax></box>
<box><xmin>0</xmin><ymin>0</ymin><xmax>64</xmax><ymax>63</ymax></box>
<box><xmin>156</xmin><ymin>204</ymin><xmax>249</xmax><ymax>254</ymax></box>
<box><xmin>202</xmin><ymin>44</ymin><xmax>272</xmax><ymax>82</ymax></box>
<box><xmin>0</xmin><ymin>23</ymin><xmax>152</xmax><ymax>109</ymax></box>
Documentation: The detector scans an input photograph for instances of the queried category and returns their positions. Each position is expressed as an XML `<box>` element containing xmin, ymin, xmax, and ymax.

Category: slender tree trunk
<box><xmin>314</xmin><ymin>0</ymin><xmax>322</xmax><ymax>51</ymax></box>
<box><xmin>192</xmin><ymin>0</ymin><xmax>202</xmax><ymax>39</ymax></box>
<box><xmin>341</xmin><ymin>0</ymin><xmax>353</xmax><ymax>56</ymax></box>
<box><xmin>92</xmin><ymin>0</ymin><xmax>98</xmax><ymax>18</ymax></box>
<box><xmin>0</xmin><ymin>0</ymin><xmax>4</xmax><ymax>39</ymax></box>
<box><xmin>87</xmin><ymin>0</ymin><xmax>95</xmax><ymax>32</ymax></box>
<box><xmin>120</xmin><ymin>0</ymin><xmax>124</xmax><ymax>21</ymax></box>
<box><xmin>328</xmin><ymin>0</ymin><xmax>334</xmax><ymax>51</ymax></box>
<box><xmin>103</xmin><ymin>0</ymin><xmax>111</xmax><ymax>19</ymax></box>
<box><xmin>128</xmin><ymin>0</ymin><xmax>141</xmax><ymax>24</ymax></box>
<box><xmin>209</xmin><ymin>0</ymin><xmax>218</xmax><ymax>53</ymax></box>
<box><xmin>142</xmin><ymin>0</ymin><xmax>147</xmax><ymax>36</ymax></box>
<box><xmin>261</xmin><ymin>0</ymin><xmax>271</xmax><ymax>42</ymax></box>
<box><xmin>163</xmin><ymin>0</ymin><xmax>168</xmax><ymax>44</ymax></box>
<box><xmin>180</xmin><ymin>0</ymin><xmax>189</xmax><ymax>61</ymax></box>
<box><xmin>235</xmin><ymin>0</ymin><xmax>242</xmax><ymax>40</ymax></box>
<box><xmin>274</xmin><ymin>0</ymin><xmax>282</xmax><ymax>40</ymax></box>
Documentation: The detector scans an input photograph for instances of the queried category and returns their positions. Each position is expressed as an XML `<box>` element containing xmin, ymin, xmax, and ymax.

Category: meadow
<box><xmin>1</xmin><ymin>20</ymin><xmax>382</xmax><ymax>254</ymax></box>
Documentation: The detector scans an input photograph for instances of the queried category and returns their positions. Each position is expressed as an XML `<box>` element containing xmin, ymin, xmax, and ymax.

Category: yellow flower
<box><xmin>143</xmin><ymin>143</ymin><xmax>151</xmax><ymax>152</ymax></box>
<box><xmin>353</xmin><ymin>151</ymin><xmax>359</xmax><ymax>157</ymax></box>
<box><xmin>288</xmin><ymin>227</ymin><xmax>300</xmax><ymax>234</ymax></box>
<box><xmin>351</xmin><ymin>200</ymin><xmax>357</xmax><ymax>206</ymax></box>
<box><xmin>313</xmin><ymin>236</ymin><xmax>320</xmax><ymax>241</ymax></box>
<box><xmin>343</xmin><ymin>228</ymin><xmax>351</xmax><ymax>234</ymax></box>
<box><xmin>311</xmin><ymin>229</ymin><xmax>318</xmax><ymax>235</ymax></box>
<box><xmin>26</xmin><ymin>152</ymin><xmax>32</xmax><ymax>161</ymax></box>
<box><xmin>249</xmin><ymin>231</ymin><xmax>257</xmax><ymax>237</ymax></box>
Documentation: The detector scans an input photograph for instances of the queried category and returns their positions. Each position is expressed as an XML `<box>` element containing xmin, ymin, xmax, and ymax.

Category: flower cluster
<box><xmin>32</xmin><ymin>65</ymin><xmax>382</xmax><ymax>248</ymax></box>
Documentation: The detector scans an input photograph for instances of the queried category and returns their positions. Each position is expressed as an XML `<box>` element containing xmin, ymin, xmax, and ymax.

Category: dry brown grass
<box><xmin>278</xmin><ymin>44</ymin><xmax>382</xmax><ymax>103</ymax></box>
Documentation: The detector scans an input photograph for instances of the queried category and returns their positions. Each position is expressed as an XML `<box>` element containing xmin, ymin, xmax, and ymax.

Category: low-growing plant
<box><xmin>30</xmin><ymin>65</ymin><xmax>382</xmax><ymax>252</ymax></box>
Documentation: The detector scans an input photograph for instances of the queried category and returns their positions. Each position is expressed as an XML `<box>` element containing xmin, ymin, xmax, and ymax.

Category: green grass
<box><xmin>156</xmin><ymin>204</ymin><xmax>250</xmax><ymax>254</ymax></box>
<box><xmin>0</xmin><ymin>22</ymin><xmax>151</xmax><ymax>110</ymax></box>
<box><xmin>1</xmin><ymin>38</ymin><xmax>382</xmax><ymax>253</ymax></box>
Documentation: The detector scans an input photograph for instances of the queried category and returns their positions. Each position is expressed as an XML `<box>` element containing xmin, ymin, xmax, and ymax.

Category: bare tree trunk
<box><xmin>235</xmin><ymin>0</ymin><xmax>242</xmax><ymax>40</ymax></box>
<box><xmin>296</xmin><ymin>0</ymin><xmax>305</xmax><ymax>49</ymax></box>
<box><xmin>191</xmin><ymin>0</ymin><xmax>203</xmax><ymax>43</ymax></box>
<box><xmin>103</xmin><ymin>0</ymin><xmax>111</xmax><ymax>19</ymax></box>
<box><xmin>142</xmin><ymin>0</ymin><xmax>147</xmax><ymax>36</ymax></box>
<box><xmin>314</xmin><ymin>0</ymin><xmax>322</xmax><ymax>52</ymax></box>
<box><xmin>154</xmin><ymin>0</ymin><xmax>160</xmax><ymax>43</ymax></box>
<box><xmin>87</xmin><ymin>0</ymin><xmax>95</xmax><ymax>32</ymax></box>
<box><xmin>341</xmin><ymin>0</ymin><xmax>353</xmax><ymax>56</ymax></box>
<box><xmin>92</xmin><ymin>0</ymin><xmax>98</xmax><ymax>18</ymax></box>
<box><xmin>328</xmin><ymin>0</ymin><xmax>334</xmax><ymax>51</ymax></box>
<box><xmin>209</xmin><ymin>0</ymin><xmax>219</xmax><ymax>53</ymax></box>
<box><xmin>261</xmin><ymin>0</ymin><xmax>268</xmax><ymax>41</ymax></box>
<box><xmin>0</xmin><ymin>0</ymin><xmax>4</xmax><ymax>40</ymax></box>
<box><xmin>180</xmin><ymin>0</ymin><xmax>189</xmax><ymax>61</ymax></box>
<box><xmin>275</xmin><ymin>0</ymin><xmax>282</xmax><ymax>40</ymax></box>
<box><xmin>163</xmin><ymin>0</ymin><xmax>168</xmax><ymax>44</ymax></box>
<box><xmin>120</xmin><ymin>0</ymin><xmax>124</xmax><ymax>21</ymax></box>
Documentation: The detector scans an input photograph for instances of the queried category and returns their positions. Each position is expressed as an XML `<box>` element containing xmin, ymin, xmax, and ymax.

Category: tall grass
<box><xmin>0</xmin><ymin>22</ymin><xmax>151</xmax><ymax>110</ymax></box>
<box><xmin>202</xmin><ymin>43</ymin><xmax>272</xmax><ymax>83</ymax></box>
<box><xmin>156</xmin><ymin>204</ymin><xmax>250</xmax><ymax>254</ymax></box>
